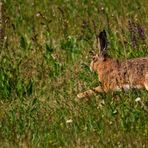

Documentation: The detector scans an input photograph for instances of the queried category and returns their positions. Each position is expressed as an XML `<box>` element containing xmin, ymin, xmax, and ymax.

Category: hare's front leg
<box><xmin>77</xmin><ymin>86</ymin><xmax>104</xmax><ymax>99</ymax></box>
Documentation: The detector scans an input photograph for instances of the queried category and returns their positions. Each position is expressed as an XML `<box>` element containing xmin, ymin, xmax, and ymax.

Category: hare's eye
<box><xmin>93</xmin><ymin>57</ymin><xmax>98</xmax><ymax>62</ymax></box>
<box><xmin>93</xmin><ymin>57</ymin><xmax>96</xmax><ymax>60</ymax></box>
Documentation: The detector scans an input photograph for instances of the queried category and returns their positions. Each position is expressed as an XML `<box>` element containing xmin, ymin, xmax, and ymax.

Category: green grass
<box><xmin>0</xmin><ymin>0</ymin><xmax>148</xmax><ymax>147</ymax></box>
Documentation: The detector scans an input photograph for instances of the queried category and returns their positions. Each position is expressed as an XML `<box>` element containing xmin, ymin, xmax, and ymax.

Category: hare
<box><xmin>77</xmin><ymin>30</ymin><xmax>148</xmax><ymax>99</ymax></box>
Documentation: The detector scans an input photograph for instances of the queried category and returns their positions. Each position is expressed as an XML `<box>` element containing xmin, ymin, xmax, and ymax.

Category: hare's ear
<box><xmin>97</xmin><ymin>30</ymin><xmax>108</xmax><ymax>56</ymax></box>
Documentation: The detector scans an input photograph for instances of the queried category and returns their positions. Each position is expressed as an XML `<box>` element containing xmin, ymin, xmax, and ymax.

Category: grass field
<box><xmin>0</xmin><ymin>0</ymin><xmax>148</xmax><ymax>147</ymax></box>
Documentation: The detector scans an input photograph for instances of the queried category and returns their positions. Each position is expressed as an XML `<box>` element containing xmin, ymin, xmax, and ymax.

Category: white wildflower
<box><xmin>66</xmin><ymin>119</ymin><xmax>73</xmax><ymax>124</ymax></box>
<box><xmin>135</xmin><ymin>97</ymin><xmax>141</xmax><ymax>102</ymax></box>
<box><xmin>36</xmin><ymin>13</ymin><xmax>40</xmax><ymax>17</ymax></box>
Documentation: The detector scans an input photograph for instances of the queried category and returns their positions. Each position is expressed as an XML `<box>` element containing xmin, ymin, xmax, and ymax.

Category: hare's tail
<box><xmin>77</xmin><ymin>86</ymin><xmax>104</xmax><ymax>99</ymax></box>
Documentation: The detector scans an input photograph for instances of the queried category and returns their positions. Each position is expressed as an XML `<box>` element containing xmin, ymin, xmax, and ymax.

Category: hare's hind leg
<box><xmin>144</xmin><ymin>82</ymin><xmax>148</xmax><ymax>90</ymax></box>
<box><xmin>77</xmin><ymin>86</ymin><xmax>104</xmax><ymax>99</ymax></box>
<box><xmin>145</xmin><ymin>73</ymin><xmax>148</xmax><ymax>90</ymax></box>
<box><xmin>145</xmin><ymin>85</ymin><xmax>148</xmax><ymax>90</ymax></box>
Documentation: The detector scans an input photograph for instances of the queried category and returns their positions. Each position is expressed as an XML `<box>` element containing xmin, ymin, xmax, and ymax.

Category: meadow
<box><xmin>0</xmin><ymin>0</ymin><xmax>148</xmax><ymax>147</ymax></box>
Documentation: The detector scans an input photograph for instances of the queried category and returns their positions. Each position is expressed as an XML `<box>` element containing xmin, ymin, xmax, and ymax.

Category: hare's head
<box><xmin>90</xmin><ymin>30</ymin><xmax>108</xmax><ymax>72</ymax></box>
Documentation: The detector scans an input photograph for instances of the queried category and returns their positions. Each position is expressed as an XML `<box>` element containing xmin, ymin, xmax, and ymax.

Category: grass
<box><xmin>0</xmin><ymin>0</ymin><xmax>148</xmax><ymax>147</ymax></box>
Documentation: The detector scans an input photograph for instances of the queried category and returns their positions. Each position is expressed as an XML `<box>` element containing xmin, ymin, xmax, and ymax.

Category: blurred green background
<box><xmin>0</xmin><ymin>0</ymin><xmax>148</xmax><ymax>147</ymax></box>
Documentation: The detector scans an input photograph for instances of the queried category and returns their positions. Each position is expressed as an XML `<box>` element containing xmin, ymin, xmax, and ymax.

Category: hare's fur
<box><xmin>90</xmin><ymin>56</ymin><xmax>148</xmax><ymax>91</ymax></box>
<box><xmin>77</xmin><ymin>30</ymin><xmax>148</xmax><ymax>99</ymax></box>
<box><xmin>77</xmin><ymin>57</ymin><xmax>148</xmax><ymax>99</ymax></box>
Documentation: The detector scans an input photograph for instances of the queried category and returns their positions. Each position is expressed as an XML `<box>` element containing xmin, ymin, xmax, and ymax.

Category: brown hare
<box><xmin>77</xmin><ymin>30</ymin><xmax>148</xmax><ymax>99</ymax></box>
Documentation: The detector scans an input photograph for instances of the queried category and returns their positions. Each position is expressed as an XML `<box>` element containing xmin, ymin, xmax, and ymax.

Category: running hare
<box><xmin>77</xmin><ymin>30</ymin><xmax>148</xmax><ymax>99</ymax></box>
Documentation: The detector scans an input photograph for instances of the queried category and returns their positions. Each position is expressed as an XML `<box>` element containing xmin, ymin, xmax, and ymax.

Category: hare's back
<box><xmin>119</xmin><ymin>57</ymin><xmax>148</xmax><ymax>83</ymax></box>
<box><xmin>123</xmin><ymin>57</ymin><xmax>148</xmax><ymax>72</ymax></box>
